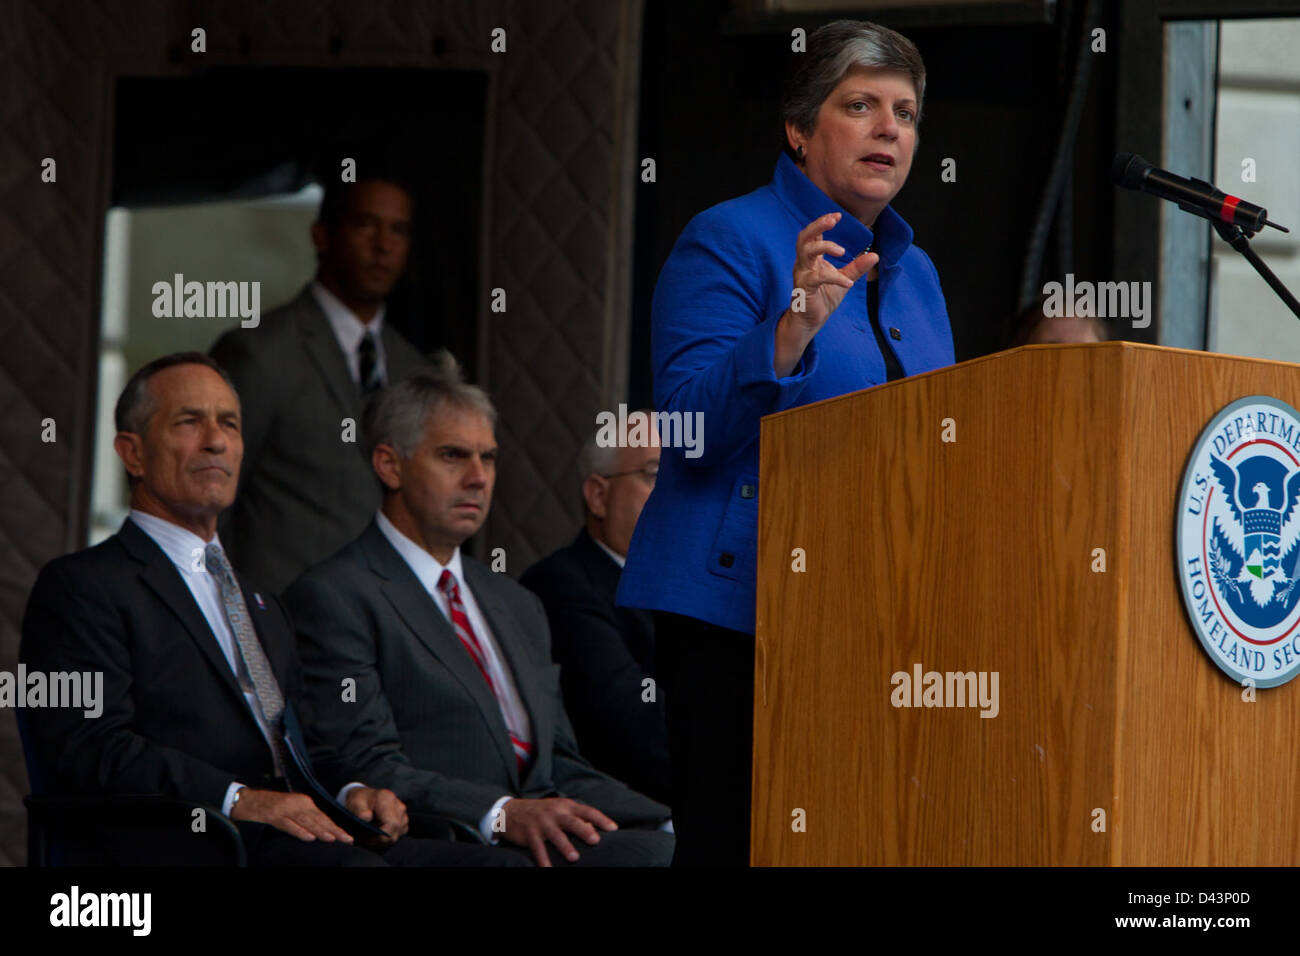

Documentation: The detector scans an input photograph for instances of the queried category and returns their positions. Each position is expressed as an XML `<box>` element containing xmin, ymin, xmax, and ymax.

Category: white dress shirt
<box><xmin>310</xmin><ymin>280</ymin><xmax>388</xmax><ymax>387</ymax></box>
<box><xmin>129</xmin><ymin>510</ymin><xmax>360</xmax><ymax>816</ymax></box>
<box><xmin>375</xmin><ymin>510</ymin><xmax>534</xmax><ymax>841</ymax></box>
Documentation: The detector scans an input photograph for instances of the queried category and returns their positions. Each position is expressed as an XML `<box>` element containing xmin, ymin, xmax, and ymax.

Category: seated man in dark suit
<box><xmin>210</xmin><ymin>169</ymin><xmax>431</xmax><ymax>595</ymax></box>
<box><xmin>520</xmin><ymin>419</ymin><xmax>669</xmax><ymax>804</ymax></box>
<box><xmin>20</xmin><ymin>352</ymin><xmax>517</xmax><ymax>866</ymax></box>
<box><xmin>284</xmin><ymin>357</ymin><xmax>674</xmax><ymax>866</ymax></box>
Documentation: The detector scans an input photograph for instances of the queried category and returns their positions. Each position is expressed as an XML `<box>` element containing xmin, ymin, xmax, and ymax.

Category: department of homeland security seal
<box><xmin>1178</xmin><ymin>396</ymin><xmax>1300</xmax><ymax>687</ymax></box>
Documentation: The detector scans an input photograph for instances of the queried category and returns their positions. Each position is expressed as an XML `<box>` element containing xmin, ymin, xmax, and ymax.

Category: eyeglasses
<box><xmin>600</xmin><ymin>462</ymin><xmax>659</xmax><ymax>485</ymax></box>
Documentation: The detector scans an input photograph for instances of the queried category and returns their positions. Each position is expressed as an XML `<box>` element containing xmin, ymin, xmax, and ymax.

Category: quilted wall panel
<box><xmin>0</xmin><ymin>0</ymin><xmax>643</xmax><ymax>866</ymax></box>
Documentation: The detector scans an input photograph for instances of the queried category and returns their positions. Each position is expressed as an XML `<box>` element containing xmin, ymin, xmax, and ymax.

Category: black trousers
<box><xmin>238</xmin><ymin>823</ymin><xmax>527</xmax><ymax>867</ymax></box>
<box><xmin>497</xmin><ymin>827</ymin><xmax>674</xmax><ymax>867</ymax></box>
<box><xmin>653</xmin><ymin>611</ymin><xmax>755</xmax><ymax>867</ymax></box>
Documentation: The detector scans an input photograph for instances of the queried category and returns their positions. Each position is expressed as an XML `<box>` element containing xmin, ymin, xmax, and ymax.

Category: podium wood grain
<box><xmin>753</xmin><ymin>341</ymin><xmax>1300</xmax><ymax>865</ymax></box>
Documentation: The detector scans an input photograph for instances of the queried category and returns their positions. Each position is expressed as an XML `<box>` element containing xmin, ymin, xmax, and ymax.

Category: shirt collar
<box><xmin>310</xmin><ymin>279</ymin><xmax>386</xmax><ymax>353</ymax></box>
<box><xmin>771</xmin><ymin>151</ymin><xmax>914</xmax><ymax>271</ymax></box>
<box><xmin>592</xmin><ymin>535</ymin><xmax>626</xmax><ymax>568</ymax></box>
<box><xmin>375</xmin><ymin>509</ymin><xmax>464</xmax><ymax>592</ymax></box>
<box><xmin>128</xmin><ymin>509</ymin><xmax>223</xmax><ymax>574</ymax></box>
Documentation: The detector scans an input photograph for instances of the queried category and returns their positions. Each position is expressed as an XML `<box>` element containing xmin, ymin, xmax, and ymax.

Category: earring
<box><xmin>796</xmin><ymin>144</ymin><xmax>805</xmax><ymax>159</ymax></box>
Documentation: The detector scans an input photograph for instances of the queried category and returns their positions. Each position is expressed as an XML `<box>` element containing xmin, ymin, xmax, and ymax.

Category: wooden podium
<box><xmin>752</xmin><ymin>342</ymin><xmax>1300</xmax><ymax>865</ymax></box>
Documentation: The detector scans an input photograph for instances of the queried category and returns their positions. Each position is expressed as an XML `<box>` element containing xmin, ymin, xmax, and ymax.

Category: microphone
<box><xmin>1112</xmin><ymin>152</ymin><xmax>1289</xmax><ymax>235</ymax></box>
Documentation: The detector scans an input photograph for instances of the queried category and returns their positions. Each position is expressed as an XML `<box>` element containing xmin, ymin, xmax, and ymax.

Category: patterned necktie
<box><xmin>205</xmin><ymin>544</ymin><xmax>290</xmax><ymax>776</ymax></box>
<box><xmin>358</xmin><ymin>331</ymin><xmax>382</xmax><ymax>396</ymax></box>
<box><xmin>437</xmin><ymin>569</ymin><xmax>533</xmax><ymax>773</ymax></box>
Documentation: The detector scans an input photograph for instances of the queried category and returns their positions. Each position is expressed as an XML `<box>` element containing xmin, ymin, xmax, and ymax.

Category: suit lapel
<box><xmin>573</xmin><ymin>529</ymin><xmax>621</xmax><ymax>595</ymax></box>
<box><xmin>235</xmin><ymin>577</ymin><xmax>291</xmax><ymax>686</ymax></box>
<box><xmin>573</xmin><ymin>530</ymin><xmax>655</xmax><ymax>672</ymax></box>
<box><xmin>360</xmin><ymin>524</ymin><xmax>519</xmax><ymax>785</ymax></box>
<box><xmin>294</xmin><ymin>290</ymin><xmax>362</xmax><ymax>421</ymax></box>
<box><xmin>575</xmin><ymin>528</ymin><xmax>654</xmax><ymax>637</ymax></box>
<box><xmin>119</xmin><ymin>520</ymin><xmax>247</xmax><ymax>707</ymax></box>
<box><xmin>381</xmin><ymin>324</ymin><xmax>421</xmax><ymax>382</ymax></box>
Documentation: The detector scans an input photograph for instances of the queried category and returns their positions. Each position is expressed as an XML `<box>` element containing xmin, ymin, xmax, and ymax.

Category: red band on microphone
<box><xmin>1220</xmin><ymin>195</ymin><xmax>1241</xmax><ymax>223</ymax></box>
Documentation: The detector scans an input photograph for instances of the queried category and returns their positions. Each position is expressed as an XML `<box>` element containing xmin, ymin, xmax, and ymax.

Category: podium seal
<box><xmin>1177</xmin><ymin>395</ymin><xmax>1300</xmax><ymax>687</ymax></box>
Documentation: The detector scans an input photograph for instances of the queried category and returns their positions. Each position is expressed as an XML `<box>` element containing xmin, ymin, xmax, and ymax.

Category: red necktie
<box><xmin>437</xmin><ymin>569</ymin><xmax>533</xmax><ymax>773</ymax></box>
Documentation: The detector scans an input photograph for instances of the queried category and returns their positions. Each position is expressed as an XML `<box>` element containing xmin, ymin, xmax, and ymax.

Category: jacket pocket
<box><xmin>707</xmin><ymin>473</ymin><xmax>758</xmax><ymax>583</ymax></box>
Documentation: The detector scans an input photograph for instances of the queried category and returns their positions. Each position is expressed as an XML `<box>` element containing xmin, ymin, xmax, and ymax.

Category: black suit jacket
<box><xmin>520</xmin><ymin>529</ymin><xmax>669</xmax><ymax>804</ymax></box>
<box><xmin>19</xmin><ymin>518</ymin><xmax>353</xmax><ymax>810</ymax></box>
<box><xmin>210</xmin><ymin>284</ymin><xmax>430</xmax><ymax>594</ymax></box>
<box><xmin>284</xmin><ymin>521</ymin><xmax>671</xmax><ymax>831</ymax></box>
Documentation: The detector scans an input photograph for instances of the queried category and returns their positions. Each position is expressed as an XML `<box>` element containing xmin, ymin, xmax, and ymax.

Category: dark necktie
<box><xmin>358</xmin><ymin>331</ymin><xmax>382</xmax><ymax>395</ymax></box>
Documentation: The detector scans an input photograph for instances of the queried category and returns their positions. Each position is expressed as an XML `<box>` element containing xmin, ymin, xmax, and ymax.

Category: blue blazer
<box><xmin>616</xmin><ymin>153</ymin><xmax>955</xmax><ymax>634</ymax></box>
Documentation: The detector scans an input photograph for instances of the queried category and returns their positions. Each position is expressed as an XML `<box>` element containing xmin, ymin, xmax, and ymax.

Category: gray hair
<box><xmin>363</xmin><ymin>350</ymin><xmax>496</xmax><ymax>462</ymax></box>
<box><xmin>577</xmin><ymin>434</ymin><xmax>620</xmax><ymax>484</ymax></box>
<box><xmin>115</xmin><ymin>351</ymin><xmax>239</xmax><ymax>436</ymax></box>
<box><xmin>577</xmin><ymin>408</ymin><xmax>655</xmax><ymax>483</ymax></box>
<box><xmin>113</xmin><ymin>351</ymin><xmax>240</xmax><ymax>487</ymax></box>
<box><xmin>576</xmin><ymin>408</ymin><xmax>654</xmax><ymax>515</ymax></box>
<box><xmin>781</xmin><ymin>19</ymin><xmax>926</xmax><ymax>155</ymax></box>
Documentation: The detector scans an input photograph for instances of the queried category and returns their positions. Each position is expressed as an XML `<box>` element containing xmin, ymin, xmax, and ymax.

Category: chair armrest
<box><xmin>406</xmin><ymin>809</ymin><xmax>488</xmax><ymax>844</ymax></box>
<box><xmin>447</xmin><ymin>816</ymin><xmax>491</xmax><ymax>845</ymax></box>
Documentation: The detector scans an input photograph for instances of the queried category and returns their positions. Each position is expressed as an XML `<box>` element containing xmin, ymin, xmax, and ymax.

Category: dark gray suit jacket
<box><xmin>283</xmin><ymin>521</ymin><xmax>672</xmax><ymax>831</ymax></box>
<box><xmin>210</xmin><ymin>284</ymin><xmax>430</xmax><ymax>595</ymax></box>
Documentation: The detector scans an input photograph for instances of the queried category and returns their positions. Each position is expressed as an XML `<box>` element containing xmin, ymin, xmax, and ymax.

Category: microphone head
<box><xmin>1112</xmin><ymin>152</ymin><xmax>1151</xmax><ymax>189</ymax></box>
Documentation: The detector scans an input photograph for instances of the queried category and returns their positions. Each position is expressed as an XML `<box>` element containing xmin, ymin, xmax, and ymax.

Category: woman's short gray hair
<box><xmin>363</xmin><ymin>350</ymin><xmax>496</xmax><ymax>461</ymax></box>
<box><xmin>781</xmin><ymin>19</ymin><xmax>926</xmax><ymax>153</ymax></box>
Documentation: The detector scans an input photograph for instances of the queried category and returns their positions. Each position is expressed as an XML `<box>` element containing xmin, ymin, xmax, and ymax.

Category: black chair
<box><xmin>17</xmin><ymin>707</ymin><xmax>247</xmax><ymax>866</ymax></box>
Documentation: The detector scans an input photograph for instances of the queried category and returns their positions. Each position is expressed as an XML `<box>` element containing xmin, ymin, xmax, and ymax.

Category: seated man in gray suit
<box><xmin>284</xmin><ymin>356</ymin><xmax>674</xmax><ymax>866</ymax></box>
<box><xmin>210</xmin><ymin>170</ymin><xmax>429</xmax><ymax>595</ymax></box>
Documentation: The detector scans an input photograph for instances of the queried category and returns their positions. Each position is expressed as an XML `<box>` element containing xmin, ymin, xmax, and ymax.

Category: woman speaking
<box><xmin>617</xmin><ymin>20</ymin><xmax>955</xmax><ymax>866</ymax></box>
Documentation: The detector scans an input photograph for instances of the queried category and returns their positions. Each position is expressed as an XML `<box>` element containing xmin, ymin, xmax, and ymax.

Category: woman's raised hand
<box><xmin>774</xmin><ymin>212</ymin><xmax>877</xmax><ymax>376</ymax></box>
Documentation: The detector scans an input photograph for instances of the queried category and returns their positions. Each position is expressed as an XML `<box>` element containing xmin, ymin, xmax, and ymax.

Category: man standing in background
<box><xmin>210</xmin><ymin>170</ymin><xmax>430</xmax><ymax>594</ymax></box>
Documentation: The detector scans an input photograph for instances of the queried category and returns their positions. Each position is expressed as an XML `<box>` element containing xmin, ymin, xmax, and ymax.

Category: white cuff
<box><xmin>479</xmin><ymin>795</ymin><xmax>513</xmax><ymax>844</ymax></box>
<box><xmin>222</xmin><ymin>782</ymin><xmax>246</xmax><ymax>818</ymax></box>
<box><xmin>336</xmin><ymin>781</ymin><xmax>366</xmax><ymax>805</ymax></box>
